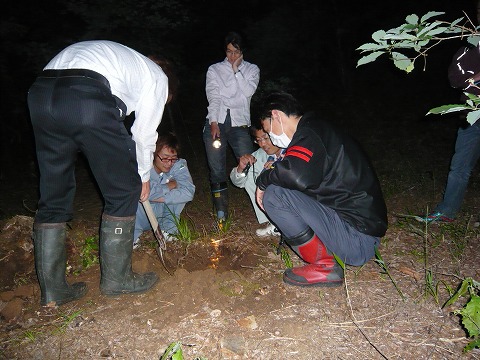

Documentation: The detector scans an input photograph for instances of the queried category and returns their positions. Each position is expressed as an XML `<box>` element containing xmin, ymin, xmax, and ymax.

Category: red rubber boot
<box><xmin>283</xmin><ymin>229</ymin><xmax>344</xmax><ymax>287</ymax></box>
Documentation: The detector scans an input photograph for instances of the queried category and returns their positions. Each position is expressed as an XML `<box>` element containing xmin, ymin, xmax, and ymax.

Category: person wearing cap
<box><xmin>203</xmin><ymin>31</ymin><xmax>260</xmax><ymax>225</ymax></box>
<box><xmin>255</xmin><ymin>92</ymin><xmax>387</xmax><ymax>287</ymax></box>
<box><xmin>27</xmin><ymin>40</ymin><xmax>177</xmax><ymax>305</ymax></box>
<box><xmin>230</xmin><ymin>125</ymin><xmax>284</xmax><ymax>237</ymax></box>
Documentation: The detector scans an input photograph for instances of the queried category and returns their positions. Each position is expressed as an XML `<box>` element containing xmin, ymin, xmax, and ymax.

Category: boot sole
<box><xmin>283</xmin><ymin>276</ymin><xmax>344</xmax><ymax>288</ymax></box>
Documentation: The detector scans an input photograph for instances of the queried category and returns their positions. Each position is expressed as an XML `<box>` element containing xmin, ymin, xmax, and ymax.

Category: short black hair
<box><xmin>224</xmin><ymin>31</ymin><xmax>245</xmax><ymax>52</ymax></box>
<box><xmin>156</xmin><ymin>132</ymin><xmax>180</xmax><ymax>155</ymax></box>
<box><xmin>257</xmin><ymin>91</ymin><xmax>304</xmax><ymax>121</ymax></box>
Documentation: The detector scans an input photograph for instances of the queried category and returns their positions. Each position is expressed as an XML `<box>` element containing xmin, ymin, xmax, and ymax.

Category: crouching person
<box><xmin>134</xmin><ymin>133</ymin><xmax>195</xmax><ymax>248</ymax></box>
<box><xmin>255</xmin><ymin>92</ymin><xmax>388</xmax><ymax>287</ymax></box>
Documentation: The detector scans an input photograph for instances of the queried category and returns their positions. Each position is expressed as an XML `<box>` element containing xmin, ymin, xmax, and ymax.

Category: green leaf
<box><xmin>449</xmin><ymin>17</ymin><xmax>465</xmax><ymax>28</ymax></box>
<box><xmin>427</xmin><ymin>104</ymin><xmax>471</xmax><ymax>115</ymax></box>
<box><xmin>417</xmin><ymin>21</ymin><xmax>442</xmax><ymax>37</ymax></box>
<box><xmin>464</xmin><ymin>337</ymin><xmax>480</xmax><ymax>352</ymax></box>
<box><xmin>356</xmin><ymin>51</ymin><xmax>385</xmax><ymax>67</ymax></box>
<box><xmin>458</xmin><ymin>294</ymin><xmax>480</xmax><ymax>337</ymax></box>
<box><xmin>420</xmin><ymin>11</ymin><xmax>445</xmax><ymax>23</ymax></box>
<box><xmin>405</xmin><ymin>14</ymin><xmax>419</xmax><ymax>25</ymax></box>
<box><xmin>422</xmin><ymin>26</ymin><xmax>449</xmax><ymax>37</ymax></box>
<box><xmin>383</xmin><ymin>33</ymin><xmax>417</xmax><ymax>41</ymax></box>
<box><xmin>371</xmin><ymin>30</ymin><xmax>386</xmax><ymax>43</ymax></box>
<box><xmin>333</xmin><ymin>253</ymin><xmax>345</xmax><ymax>270</ymax></box>
<box><xmin>391</xmin><ymin>52</ymin><xmax>412</xmax><ymax>72</ymax></box>
<box><xmin>467</xmin><ymin>35</ymin><xmax>480</xmax><ymax>47</ymax></box>
<box><xmin>466</xmin><ymin>109</ymin><xmax>480</xmax><ymax>125</ymax></box>
<box><xmin>356</xmin><ymin>42</ymin><xmax>387</xmax><ymax>51</ymax></box>
<box><xmin>444</xmin><ymin>278</ymin><xmax>473</xmax><ymax>307</ymax></box>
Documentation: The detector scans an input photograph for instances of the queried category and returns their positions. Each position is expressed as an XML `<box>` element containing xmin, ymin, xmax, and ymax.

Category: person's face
<box><xmin>154</xmin><ymin>146</ymin><xmax>178</xmax><ymax>173</ymax></box>
<box><xmin>225</xmin><ymin>43</ymin><xmax>242</xmax><ymax>65</ymax></box>
<box><xmin>253</xmin><ymin>129</ymin><xmax>279</xmax><ymax>155</ymax></box>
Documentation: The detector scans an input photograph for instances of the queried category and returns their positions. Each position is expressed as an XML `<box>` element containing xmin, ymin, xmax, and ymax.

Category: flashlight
<box><xmin>212</xmin><ymin>136</ymin><xmax>221</xmax><ymax>149</ymax></box>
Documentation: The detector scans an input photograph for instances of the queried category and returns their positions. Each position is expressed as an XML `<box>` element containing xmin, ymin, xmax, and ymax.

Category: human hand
<box><xmin>263</xmin><ymin>160</ymin><xmax>275</xmax><ymax>169</ymax></box>
<box><xmin>233</xmin><ymin>54</ymin><xmax>243</xmax><ymax>73</ymax></box>
<box><xmin>255</xmin><ymin>187</ymin><xmax>265</xmax><ymax>211</ymax></box>
<box><xmin>167</xmin><ymin>179</ymin><xmax>177</xmax><ymax>190</ymax></box>
<box><xmin>210</xmin><ymin>121</ymin><xmax>220</xmax><ymax>140</ymax></box>
<box><xmin>140</xmin><ymin>181</ymin><xmax>150</xmax><ymax>202</ymax></box>
<box><xmin>237</xmin><ymin>154</ymin><xmax>256</xmax><ymax>173</ymax></box>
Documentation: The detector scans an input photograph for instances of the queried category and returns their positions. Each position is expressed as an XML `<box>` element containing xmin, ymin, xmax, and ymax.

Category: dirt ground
<box><xmin>2</xmin><ymin>95</ymin><xmax>480</xmax><ymax>359</ymax></box>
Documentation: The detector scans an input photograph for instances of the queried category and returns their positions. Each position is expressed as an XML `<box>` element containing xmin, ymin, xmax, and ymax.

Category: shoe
<box><xmin>133</xmin><ymin>238</ymin><xmax>140</xmax><ymax>250</ymax></box>
<box><xmin>420</xmin><ymin>212</ymin><xmax>454</xmax><ymax>223</ymax></box>
<box><xmin>162</xmin><ymin>231</ymin><xmax>177</xmax><ymax>242</ymax></box>
<box><xmin>255</xmin><ymin>223</ymin><xmax>280</xmax><ymax>237</ymax></box>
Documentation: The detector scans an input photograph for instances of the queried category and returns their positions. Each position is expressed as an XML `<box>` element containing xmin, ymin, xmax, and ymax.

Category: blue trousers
<box><xmin>28</xmin><ymin>73</ymin><xmax>140</xmax><ymax>223</ymax></box>
<box><xmin>435</xmin><ymin>121</ymin><xmax>480</xmax><ymax>218</ymax></box>
<box><xmin>263</xmin><ymin>185</ymin><xmax>379</xmax><ymax>266</ymax></box>
<box><xmin>134</xmin><ymin>202</ymin><xmax>186</xmax><ymax>240</ymax></box>
<box><xmin>202</xmin><ymin>114</ymin><xmax>253</xmax><ymax>184</ymax></box>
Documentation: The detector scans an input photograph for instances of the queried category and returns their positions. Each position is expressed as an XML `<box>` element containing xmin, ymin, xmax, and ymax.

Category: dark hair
<box><xmin>156</xmin><ymin>132</ymin><xmax>180</xmax><ymax>154</ymax></box>
<box><xmin>224</xmin><ymin>31</ymin><xmax>244</xmax><ymax>52</ymax></box>
<box><xmin>148</xmin><ymin>55</ymin><xmax>180</xmax><ymax>102</ymax></box>
<box><xmin>257</xmin><ymin>91</ymin><xmax>304</xmax><ymax>121</ymax></box>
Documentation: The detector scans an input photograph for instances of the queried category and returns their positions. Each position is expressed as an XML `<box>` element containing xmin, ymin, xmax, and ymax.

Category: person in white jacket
<box><xmin>134</xmin><ymin>133</ymin><xmax>195</xmax><ymax>248</ymax></box>
<box><xmin>203</xmin><ymin>31</ymin><xmax>260</xmax><ymax>224</ymax></box>
<box><xmin>230</xmin><ymin>126</ymin><xmax>284</xmax><ymax>236</ymax></box>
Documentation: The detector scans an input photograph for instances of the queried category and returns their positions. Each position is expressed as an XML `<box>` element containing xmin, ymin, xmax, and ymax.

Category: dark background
<box><xmin>0</xmin><ymin>0</ymin><xmax>478</xmax><ymax>219</ymax></box>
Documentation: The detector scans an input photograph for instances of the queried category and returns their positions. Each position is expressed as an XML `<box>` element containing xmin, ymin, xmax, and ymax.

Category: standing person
<box><xmin>230</xmin><ymin>126</ymin><xmax>284</xmax><ymax>236</ymax></box>
<box><xmin>27</xmin><ymin>40</ymin><xmax>177</xmax><ymax>306</ymax></box>
<box><xmin>203</xmin><ymin>31</ymin><xmax>260</xmax><ymax>224</ymax></box>
<box><xmin>255</xmin><ymin>92</ymin><xmax>388</xmax><ymax>287</ymax></box>
<box><xmin>134</xmin><ymin>132</ymin><xmax>195</xmax><ymax>248</ymax></box>
<box><xmin>420</xmin><ymin>44</ymin><xmax>480</xmax><ymax>223</ymax></box>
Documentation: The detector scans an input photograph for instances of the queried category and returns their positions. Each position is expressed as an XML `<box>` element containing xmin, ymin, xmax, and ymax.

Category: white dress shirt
<box><xmin>206</xmin><ymin>58</ymin><xmax>260</xmax><ymax>126</ymax></box>
<box><xmin>44</xmin><ymin>40</ymin><xmax>169</xmax><ymax>182</ymax></box>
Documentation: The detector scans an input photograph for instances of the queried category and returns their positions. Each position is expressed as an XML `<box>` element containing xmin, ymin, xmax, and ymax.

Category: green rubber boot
<box><xmin>34</xmin><ymin>222</ymin><xmax>87</xmax><ymax>306</ymax></box>
<box><xmin>99</xmin><ymin>214</ymin><xmax>158</xmax><ymax>295</ymax></box>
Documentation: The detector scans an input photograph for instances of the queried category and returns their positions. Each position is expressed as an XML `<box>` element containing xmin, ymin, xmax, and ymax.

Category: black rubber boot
<box><xmin>100</xmin><ymin>214</ymin><xmax>158</xmax><ymax>295</ymax></box>
<box><xmin>211</xmin><ymin>182</ymin><xmax>228</xmax><ymax>222</ymax></box>
<box><xmin>283</xmin><ymin>228</ymin><xmax>344</xmax><ymax>287</ymax></box>
<box><xmin>34</xmin><ymin>223</ymin><xmax>87</xmax><ymax>306</ymax></box>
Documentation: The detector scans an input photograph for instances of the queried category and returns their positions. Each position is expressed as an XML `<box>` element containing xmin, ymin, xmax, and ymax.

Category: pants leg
<box><xmin>203</xmin><ymin>119</ymin><xmax>228</xmax><ymax>184</ymax></box>
<box><xmin>263</xmin><ymin>185</ymin><xmax>379</xmax><ymax>266</ymax></box>
<box><xmin>28</xmin><ymin>76</ymin><xmax>141</xmax><ymax>222</ymax></box>
<box><xmin>435</xmin><ymin>122</ymin><xmax>480</xmax><ymax>218</ymax></box>
<box><xmin>134</xmin><ymin>204</ymin><xmax>152</xmax><ymax>240</ymax></box>
<box><xmin>157</xmin><ymin>202</ymin><xmax>186</xmax><ymax>234</ymax></box>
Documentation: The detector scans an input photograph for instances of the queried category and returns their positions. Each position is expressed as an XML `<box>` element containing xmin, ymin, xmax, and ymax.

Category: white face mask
<box><xmin>268</xmin><ymin>117</ymin><xmax>291</xmax><ymax>148</ymax></box>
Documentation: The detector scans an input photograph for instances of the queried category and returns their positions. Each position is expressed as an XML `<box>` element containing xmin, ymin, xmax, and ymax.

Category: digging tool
<box><xmin>141</xmin><ymin>200</ymin><xmax>172</xmax><ymax>275</ymax></box>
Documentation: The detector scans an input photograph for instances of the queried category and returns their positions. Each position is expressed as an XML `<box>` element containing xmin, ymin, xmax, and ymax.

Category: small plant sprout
<box><xmin>80</xmin><ymin>235</ymin><xmax>98</xmax><ymax>269</ymax></box>
<box><xmin>374</xmin><ymin>247</ymin><xmax>406</xmax><ymax>301</ymax></box>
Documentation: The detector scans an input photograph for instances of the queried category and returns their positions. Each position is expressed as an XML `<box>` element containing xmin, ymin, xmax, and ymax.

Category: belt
<box><xmin>40</xmin><ymin>69</ymin><xmax>110</xmax><ymax>89</ymax></box>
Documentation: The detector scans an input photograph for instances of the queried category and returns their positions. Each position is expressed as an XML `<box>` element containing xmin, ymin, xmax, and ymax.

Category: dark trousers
<box><xmin>263</xmin><ymin>185</ymin><xmax>379</xmax><ymax>266</ymax></box>
<box><xmin>27</xmin><ymin>72</ymin><xmax>141</xmax><ymax>223</ymax></box>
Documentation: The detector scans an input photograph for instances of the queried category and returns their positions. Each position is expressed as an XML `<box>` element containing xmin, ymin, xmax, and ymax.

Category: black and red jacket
<box><xmin>256</xmin><ymin>112</ymin><xmax>388</xmax><ymax>237</ymax></box>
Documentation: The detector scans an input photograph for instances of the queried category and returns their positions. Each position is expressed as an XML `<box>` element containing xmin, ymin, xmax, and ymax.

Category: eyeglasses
<box><xmin>254</xmin><ymin>135</ymin><xmax>270</xmax><ymax>144</ymax></box>
<box><xmin>156</xmin><ymin>154</ymin><xmax>178</xmax><ymax>164</ymax></box>
<box><xmin>226</xmin><ymin>50</ymin><xmax>242</xmax><ymax>56</ymax></box>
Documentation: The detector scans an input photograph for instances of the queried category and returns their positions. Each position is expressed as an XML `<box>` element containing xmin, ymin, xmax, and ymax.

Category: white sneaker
<box><xmin>133</xmin><ymin>238</ymin><xmax>141</xmax><ymax>250</ymax></box>
<box><xmin>255</xmin><ymin>223</ymin><xmax>280</xmax><ymax>237</ymax></box>
<box><xmin>162</xmin><ymin>231</ymin><xmax>177</xmax><ymax>242</ymax></box>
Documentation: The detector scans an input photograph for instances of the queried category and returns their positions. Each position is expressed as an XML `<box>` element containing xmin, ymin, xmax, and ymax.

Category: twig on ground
<box><xmin>344</xmin><ymin>266</ymin><xmax>390</xmax><ymax>359</ymax></box>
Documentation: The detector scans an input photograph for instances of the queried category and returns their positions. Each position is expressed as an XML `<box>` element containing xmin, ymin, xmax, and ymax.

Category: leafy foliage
<box><xmin>356</xmin><ymin>10</ymin><xmax>480</xmax><ymax>124</ymax></box>
<box><xmin>444</xmin><ymin>277</ymin><xmax>480</xmax><ymax>352</ymax></box>
<box><xmin>356</xmin><ymin>11</ymin><xmax>477</xmax><ymax>72</ymax></box>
